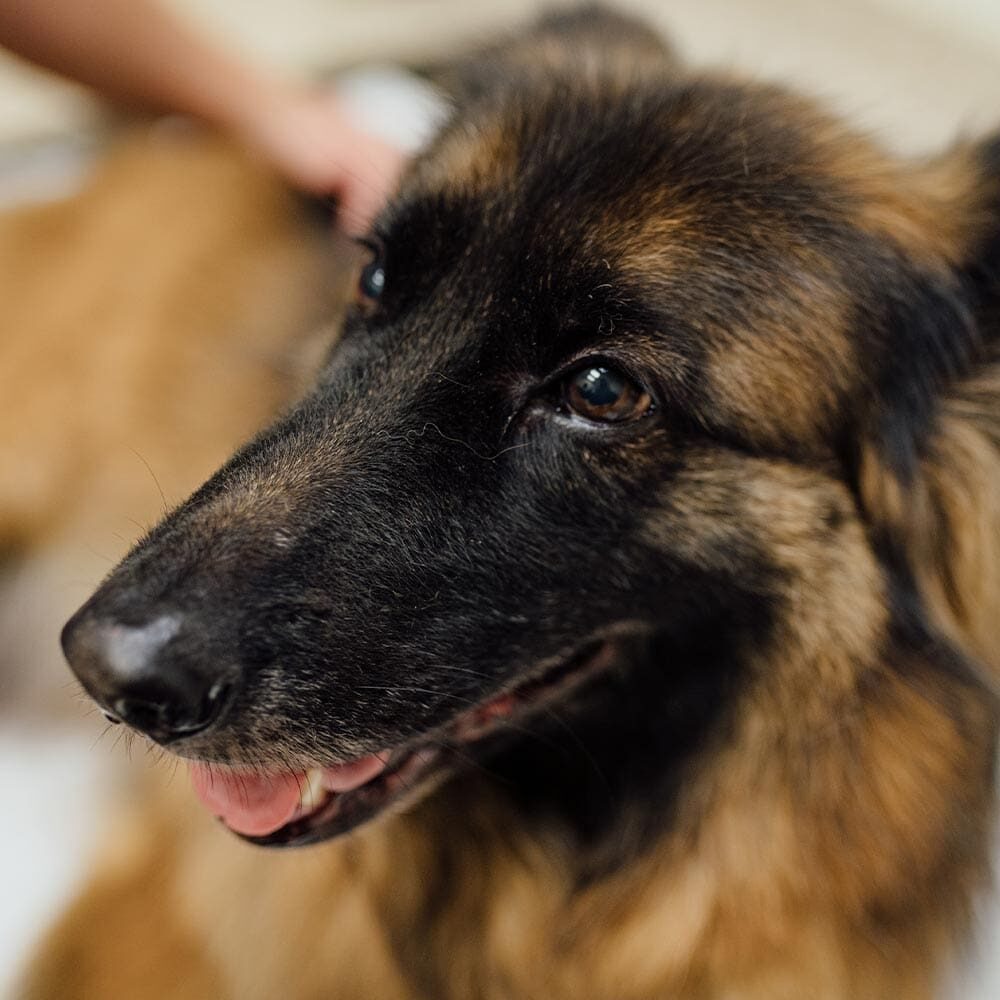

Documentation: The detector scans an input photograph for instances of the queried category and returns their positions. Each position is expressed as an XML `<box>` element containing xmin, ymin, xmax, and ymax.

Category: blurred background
<box><xmin>1</xmin><ymin>1</ymin><xmax>999</xmax><ymax>996</ymax></box>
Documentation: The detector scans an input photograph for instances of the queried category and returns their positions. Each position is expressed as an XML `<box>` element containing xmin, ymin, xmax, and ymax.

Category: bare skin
<box><xmin>0</xmin><ymin>0</ymin><xmax>403</xmax><ymax>231</ymax></box>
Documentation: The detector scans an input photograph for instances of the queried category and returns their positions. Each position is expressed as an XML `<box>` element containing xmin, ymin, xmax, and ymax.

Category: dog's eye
<box><xmin>354</xmin><ymin>238</ymin><xmax>387</xmax><ymax>309</ymax></box>
<box><xmin>563</xmin><ymin>365</ymin><xmax>653</xmax><ymax>423</ymax></box>
<box><xmin>359</xmin><ymin>256</ymin><xmax>386</xmax><ymax>302</ymax></box>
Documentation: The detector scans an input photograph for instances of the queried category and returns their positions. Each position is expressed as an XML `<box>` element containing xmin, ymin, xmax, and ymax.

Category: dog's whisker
<box><xmin>81</xmin><ymin>544</ymin><xmax>119</xmax><ymax>567</ymax></box>
<box><xmin>89</xmin><ymin>723</ymin><xmax>116</xmax><ymax>752</ymax></box>
<box><xmin>355</xmin><ymin>684</ymin><xmax>484</xmax><ymax>706</ymax></box>
<box><xmin>429</xmin><ymin>663</ymin><xmax>497</xmax><ymax>681</ymax></box>
<box><xmin>128</xmin><ymin>447</ymin><xmax>169</xmax><ymax>516</ymax></box>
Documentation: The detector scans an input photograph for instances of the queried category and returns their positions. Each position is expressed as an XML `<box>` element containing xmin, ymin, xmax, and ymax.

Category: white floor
<box><xmin>0</xmin><ymin>724</ymin><xmax>110</xmax><ymax>998</ymax></box>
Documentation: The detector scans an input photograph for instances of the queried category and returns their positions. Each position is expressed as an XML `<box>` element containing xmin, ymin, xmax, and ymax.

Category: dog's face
<box><xmin>62</xmin><ymin>12</ymin><xmax>999</xmax><ymax>849</ymax></box>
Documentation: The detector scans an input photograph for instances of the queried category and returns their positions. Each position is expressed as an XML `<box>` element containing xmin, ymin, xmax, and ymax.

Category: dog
<box><xmin>23</xmin><ymin>7</ymin><xmax>1000</xmax><ymax>998</ymax></box>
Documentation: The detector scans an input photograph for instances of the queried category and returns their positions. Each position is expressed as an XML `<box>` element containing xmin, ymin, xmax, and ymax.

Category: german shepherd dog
<box><xmin>30</xmin><ymin>7</ymin><xmax>1000</xmax><ymax>998</ymax></box>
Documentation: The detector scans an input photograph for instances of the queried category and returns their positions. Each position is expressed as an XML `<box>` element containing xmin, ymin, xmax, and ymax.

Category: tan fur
<box><xmin>408</xmin><ymin>117</ymin><xmax>521</xmax><ymax>200</ymax></box>
<box><xmin>854</xmin><ymin>344</ymin><xmax>1000</xmax><ymax>677</ymax></box>
<box><xmin>0</xmin><ymin>128</ymin><xmax>343</xmax><ymax>554</ymax></box>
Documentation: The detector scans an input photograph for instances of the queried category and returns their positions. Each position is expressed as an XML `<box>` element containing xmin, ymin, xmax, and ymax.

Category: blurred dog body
<box><xmin>14</xmin><ymin>9</ymin><xmax>1000</xmax><ymax>1000</ymax></box>
<box><xmin>0</xmin><ymin>129</ymin><xmax>339</xmax><ymax>711</ymax></box>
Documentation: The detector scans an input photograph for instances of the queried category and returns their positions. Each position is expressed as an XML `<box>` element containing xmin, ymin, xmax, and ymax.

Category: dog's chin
<box><xmin>195</xmin><ymin>639</ymin><xmax>622</xmax><ymax>849</ymax></box>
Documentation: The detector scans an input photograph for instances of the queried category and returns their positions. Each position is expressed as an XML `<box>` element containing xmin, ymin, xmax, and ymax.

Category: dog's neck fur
<box><xmin>903</xmin><ymin>345</ymin><xmax>1000</xmax><ymax>672</ymax></box>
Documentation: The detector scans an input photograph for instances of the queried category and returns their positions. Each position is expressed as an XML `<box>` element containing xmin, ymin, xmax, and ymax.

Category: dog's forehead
<box><xmin>408</xmin><ymin>80</ymin><xmax>845</xmax><ymax>246</ymax></box>
<box><xmin>386</xmin><ymin>77</ymin><xmax>957</xmax><ymax>450</ymax></box>
<box><xmin>394</xmin><ymin>79</ymin><xmax>869</xmax><ymax>335</ymax></box>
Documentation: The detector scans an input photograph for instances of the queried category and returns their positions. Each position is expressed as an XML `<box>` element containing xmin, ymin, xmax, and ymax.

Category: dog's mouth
<box><xmin>189</xmin><ymin>640</ymin><xmax>618</xmax><ymax>848</ymax></box>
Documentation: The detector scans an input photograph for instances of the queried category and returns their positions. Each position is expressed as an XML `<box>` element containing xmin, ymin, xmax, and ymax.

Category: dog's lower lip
<box><xmin>216</xmin><ymin>639</ymin><xmax>619</xmax><ymax>848</ymax></box>
<box><xmin>238</xmin><ymin>745</ymin><xmax>444</xmax><ymax>847</ymax></box>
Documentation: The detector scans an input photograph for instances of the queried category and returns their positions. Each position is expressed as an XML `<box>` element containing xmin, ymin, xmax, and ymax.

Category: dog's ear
<box><xmin>958</xmin><ymin>134</ymin><xmax>1000</xmax><ymax>333</ymax></box>
<box><xmin>494</xmin><ymin>5</ymin><xmax>675</xmax><ymax>66</ymax></box>
<box><xmin>856</xmin><ymin>133</ymin><xmax>1000</xmax><ymax>631</ymax></box>
<box><xmin>436</xmin><ymin>5</ymin><xmax>678</xmax><ymax>104</ymax></box>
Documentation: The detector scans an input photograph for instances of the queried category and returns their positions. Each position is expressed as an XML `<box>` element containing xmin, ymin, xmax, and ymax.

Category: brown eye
<box><xmin>563</xmin><ymin>365</ymin><xmax>652</xmax><ymax>423</ymax></box>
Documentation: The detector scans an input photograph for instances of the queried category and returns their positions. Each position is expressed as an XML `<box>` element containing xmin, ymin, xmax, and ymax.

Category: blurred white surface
<box><xmin>0</xmin><ymin>725</ymin><xmax>109</xmax><ymax>999</ymax></box>
<box><xmin>337</xmin><ymin>64</ymin><xmax>447</xmax><ymax>153</ymax></box>
<box><xmin>1</xmin><ymin>0</ymin><xmax>999</xmax><ymax>152</ymax></box>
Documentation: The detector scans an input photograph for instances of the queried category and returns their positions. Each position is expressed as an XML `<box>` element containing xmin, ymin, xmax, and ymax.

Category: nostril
<box><xmin>112</xmin><ymin>679</ymin><xmax>231</xmax><ymax>743</ymax></box>
<box><xmin>112</xmin><ymin>696</ymin><xmax>167</xmax><ymax>739</ymax></box>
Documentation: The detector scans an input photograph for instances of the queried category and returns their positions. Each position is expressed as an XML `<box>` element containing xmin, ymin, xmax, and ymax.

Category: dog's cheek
<box><xmin>642</xmin><ymin>452</ymin><xmax>887</xmax><ymax>661</ymax></box>
<box><xmin>195</xmin><ymin>422</ymin><xmax>683</xmax><ymax>756</ymax></box>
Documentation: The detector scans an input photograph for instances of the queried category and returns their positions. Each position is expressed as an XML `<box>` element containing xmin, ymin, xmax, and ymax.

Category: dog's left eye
<box><xmin>359</xmin><ymin>256</ymin><xmax>386</xmax><ymax>302</ymax></box>
<box><xmin>562</xmin><ymin>364</ymin><xmax>653</xmax><ymax>423</ymax></box>
<box><xmin>355</xmin><ymin>239</ymin><xmax>387</xmax><ymax>308</ymax></box>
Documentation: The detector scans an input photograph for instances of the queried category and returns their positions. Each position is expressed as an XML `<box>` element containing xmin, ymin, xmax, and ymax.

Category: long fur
<box><xmin>19</xmin><ymin>9</ymin><xmax>1000</xmax><ymax>999</ymax></box>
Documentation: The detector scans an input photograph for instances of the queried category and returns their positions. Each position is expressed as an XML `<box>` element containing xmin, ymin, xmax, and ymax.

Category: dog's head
<box><xmin>62</xmin><ymin>10</ymin><xmax>1000</xmax><ymax>850</ymax></box>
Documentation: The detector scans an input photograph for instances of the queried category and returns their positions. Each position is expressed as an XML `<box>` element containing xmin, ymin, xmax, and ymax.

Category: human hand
<box><xmin>0</xmin><ymin>0</ymin><xmax>406</xmax><ymax>232</ymax></box>
<box><xmin>234</xmin><ymin>85</ymin><xmax>406</xmax><ymax>235</ymax></box>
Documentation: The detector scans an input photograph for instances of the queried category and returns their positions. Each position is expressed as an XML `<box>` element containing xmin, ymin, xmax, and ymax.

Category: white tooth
<box><xmin>300</xmin><ymin>768</ymin><xmax>327</xmax><ymax>811</ymax></box>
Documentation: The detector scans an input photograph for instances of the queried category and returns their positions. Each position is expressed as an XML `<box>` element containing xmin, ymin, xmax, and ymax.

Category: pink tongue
<box><xmin>189</xmin><ymin>755</ymin><xmax>389</xmax><ymax>837</ymax></box>
<box><xmin>189</xmin><ymin>763</ymin><xmax>304</xmax><ymax>837</ymax></box>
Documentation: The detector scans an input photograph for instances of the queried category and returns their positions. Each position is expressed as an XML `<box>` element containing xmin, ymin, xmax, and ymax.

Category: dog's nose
<box><xmin>61</xmin><ymin>612</ymin><xmax>231</xmax><ymax>743</ymax></box>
